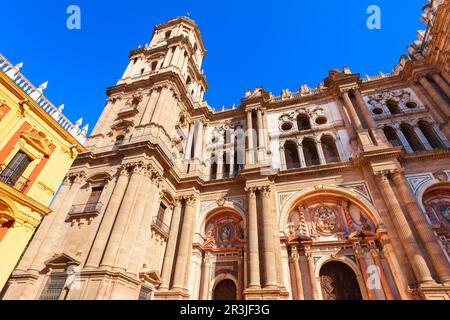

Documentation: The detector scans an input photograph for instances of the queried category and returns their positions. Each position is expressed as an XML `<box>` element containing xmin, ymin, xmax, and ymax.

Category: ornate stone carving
<box><xmin>315</xmin><ymin>205</ymin><xmax>337</xmax><ymax>234</ymax></box>
<box><xmin>260</xmin><ymin>185</ymin><xmax>272</xmax><ymax>198</ymax></box>
<box><xmin>216</xmin><ymin>197</ymin><xmax>225</xmax><ymax>207</ymax></box>
<box><xmin>433</xmin><ymin>170</ymin><xmax>448</xmax><ymax>182</ymax></box>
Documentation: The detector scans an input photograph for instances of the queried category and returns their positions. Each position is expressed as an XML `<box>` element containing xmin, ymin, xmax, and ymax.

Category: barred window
<box><xmin>39</xmin><ymin>272</ymin><xmax>67</xmax><ymax>300</ymax></box>
<box><xmin>138</xmin><ymin>286</ymin><xmax>152</xmax><ymax>300</ymax></box>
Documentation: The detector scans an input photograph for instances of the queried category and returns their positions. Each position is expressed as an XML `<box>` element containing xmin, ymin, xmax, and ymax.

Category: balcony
<box><xmin>0</xmin><ymin>164</ymin><xmax>30</xmax><ymax>193</ymax></box>
<box><xmin>151</xmin><ymin>216</ymin><xmax>169</xmax><ymax>239</ymax></box>
<box><xmin>68</xmin><ymin>202</ymin><xmax>103</xmax><ymax>220</ymax></box>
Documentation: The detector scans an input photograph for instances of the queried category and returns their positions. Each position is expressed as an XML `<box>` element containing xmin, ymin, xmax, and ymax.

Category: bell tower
<box><xmin>88</xmin><ymin>16</ymin><xmax>208</xmax><ymax>151</ymax></box>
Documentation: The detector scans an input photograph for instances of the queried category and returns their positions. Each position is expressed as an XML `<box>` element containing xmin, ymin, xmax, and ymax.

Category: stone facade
<box><xmin>2</xmin><ymin>1</ymin><xmax>450</xmax><ymax>300</ymax></box>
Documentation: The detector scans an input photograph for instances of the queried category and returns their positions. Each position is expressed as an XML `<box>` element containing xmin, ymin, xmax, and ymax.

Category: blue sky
<box><xmin>1</xmin><ymin>0</ymin><xmax>425</xmax><ymax>132</ymax></box>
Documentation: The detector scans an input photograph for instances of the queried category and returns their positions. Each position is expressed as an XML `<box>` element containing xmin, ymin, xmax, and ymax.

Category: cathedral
<box><xmin>2</xmin><ymin>0</ymin><xmax>450</xmax><ymax>300</ymax></box>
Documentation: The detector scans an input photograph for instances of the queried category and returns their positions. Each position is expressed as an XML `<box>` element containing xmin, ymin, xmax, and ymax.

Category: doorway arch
<box><xmin>319</xmin><ymin>261</ymin><xmax>363</xmax><ymax>300</ymax></box>
<box><xmin>212</xmin><ymin>279</ymin><xmax>237</xmax><ymax>300</ymax></box>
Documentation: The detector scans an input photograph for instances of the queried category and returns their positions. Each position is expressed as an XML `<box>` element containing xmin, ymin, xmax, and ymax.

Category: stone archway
<box><xmin>319</xmin><ymin>261</ymin><xmax>363</xmax><ymax>300</ymax></box>
<box><xmin>212</xmin><ymin>279</ymin><xmax>237</xmax><ymax>300</ymax></box>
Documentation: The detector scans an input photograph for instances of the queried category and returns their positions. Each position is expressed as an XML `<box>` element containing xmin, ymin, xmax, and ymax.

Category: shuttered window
<box><xmin>39</xmin><ymin>272</ymin><xmax>67</xmax><ymax>300</ymax></box>
<box><xmin>1</xmin><ymin>151</ymin><xmax>32</xmax><ymax>185</ymax></box>
<box><xmin>138</xmin><ymin>286</ymin><xmax>152</xmax><ymax>300</ymax></box>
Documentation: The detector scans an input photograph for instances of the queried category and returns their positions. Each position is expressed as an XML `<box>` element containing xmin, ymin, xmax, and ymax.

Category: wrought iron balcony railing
<box><xmin>0</xmin><ymin>164</ymin><xmax>30</xmax><ymax>193</ymax></box>
<box><xmin>151</xmin><ymin>216</ymin><xmax>169</xmax><ymax>239</ymax></box>
<box><xmin>68</xmin><ymin>202</ymin><xmax>103</xmax><ymax>220</ymax></box>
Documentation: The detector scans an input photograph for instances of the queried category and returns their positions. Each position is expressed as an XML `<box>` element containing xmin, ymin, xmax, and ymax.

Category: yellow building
<box><xmin>0</xmin><ymin>54</ymin><xmax>86</xmax><ymax>290</ymax></box>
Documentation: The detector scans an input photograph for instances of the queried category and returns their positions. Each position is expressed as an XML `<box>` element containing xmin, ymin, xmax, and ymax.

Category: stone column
<box><xmin>316</xmin><ymin>140</ymin><xmax>326</xmax><ymax>165</ymax></box>
<box><xmin>413</xmin><ymin>126</ymin><xmax>433</xmax><ymax>150</ymax></box>
<box><xmin>391</xmin><ymin>170</ymin><xmax>450</xmax><ymax>285</ymax></box>
<box><xmin>419</xmin><ymin>76</ymin><xmax>450</xmax><ymax>119</ymax></box>
<box><xmin>127</xmin><ymin>169</ymin><xmax>161</xmax><ymax>275</ymax></box>
<box><xmin>100</xmin><ymin>162</ymin><xmax>144</xmax><ymax>269</ymax></box>
<box><xmin>261</xmin><ymin>185</ymin><xmax>278</xmax><ymax>288</ymax></box>
<box><xmin>229</xmin><ymin>148</ymin><xmax>235</xmax><ymax>178</ymax></box>
<box><xmin>431</xmin><ymin>73</ymin><xmax>450</xmax><ymax>100</ymax></box>
<box><xmin>354</xmin><ymin>244</ymin><xmax>376</xmax><ymax>300</ymax></box>
<box><xmin>85</xmin><ymin>167</ymin><xmax>129</xmax><ymax>268</ymax></box>
<box><xmin>305</xmin><ymin>250</ymin><xmax>319</xmax><ymax>300</ymax></box>
<box><xmin>375</xmin><ymin>171</ymin><xmax>435</xmax><ymax>285</ymax></box>
<box><xmin>263</xmin><ymin>111</ymin><xmax>271</xmax><ymax>152</ymax></box>
<box><xmin>256</xmin><ymin>108</ymin><xmax>265</xmax><ymax>155</ymax></box>
<box><xmin>200</xmin><ymin>253</ymin><xmax>212</xmax><ymax>300</ymax></box>
<box><xmin>279</xmin><ymin>147</ymin><xmax>286</xmax><ymax>170</ymax></box>
<box><xmin>172</xmin><ymin>195</ymin><xmax>198</xmax><ymax>292</ymax></box>
<box><xmin>193</xmin><ymin>120</ymin><xmax>204</xmax><ymax>165</ymax></box>
<box><xmin>297</xmin><ymin>143</ymin><xmax>306</xmax><ymax>168</ymax></box>
<box><xmin>246</xmin><ymin>110</ymin><xmax>254</xmax><ymax>165</ymax></box>
<box><xmin>342</xmin><ymin>91</ymin><xmax>363</xmax><ymax>130</ymax></box>
<box><xmin>395</xmin><ymin>127</ymin><xmax>413</xmax><ymax>153</ymax></box>
<box><xmin>368</xmin><ymin>243</ymin><xmax>395</xmax><ymax>300</ymax></box>
<box><xmin>140</xmin><ymin>89</ymin><xmax>160</xmax><ymax>125</ymax></box>
<box><xmin>290</xmin><ymin>248</ymin><xmax>304</xmax><ymax>300</ymax></box>
<box><xmin>410</xmin><ymin>82</ymin><xmax>446</xmax><ymax>124</ymax></box>
<box><xmin>185</xmin><ymin>122</ymin><xmax>195</xmax><ymax>161</ymax></box>
<box><xmin>354</xmin><ymin>89</ymin><xmax>377</xmax><ymax>128</ymax></box>
<box><xmin>162</xmin><ymin>47</ymin><xmax>175</xmax><ymax>68</ymax></box>
<box><xmin>159</xmin><ymin>198</ymin><xmax>183</xmax><ymax>290</ymax></box>
<box><xmin>29</xmin><ymin>171</ymin><xmax>86</xmax><ymax>272</ymax></box>
<box><xmin>170</xmin><ymin>46</ymin><xmax>181</xmax><ymax>66</ymax></box>
<box><xmin>246</xmin><ymin>187</ymin><xmax>260</xmax><ymax>288</ymax></box>
<box><xmin>115</xmin><ymin>165</ymin><xmax>155</xmax><ymax>272</ymax></box>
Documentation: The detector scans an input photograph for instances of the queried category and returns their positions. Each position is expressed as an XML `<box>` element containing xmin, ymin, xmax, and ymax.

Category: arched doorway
<box><xmin>213</xmin><ymin>279</ymin><xmax>237</xmax><ymax>300</ymax></box>
<box><xmin>319</xmin><ymin>261</ymin><xmax>363</xmax><ymax>300</ymax></box>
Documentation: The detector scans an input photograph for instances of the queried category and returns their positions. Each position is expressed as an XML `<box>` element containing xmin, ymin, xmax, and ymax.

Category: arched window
<box><xmin>223</xmin><ymin>152</ymin><xmax>230</xmax><ymax>179</ymax></box>
<box><xmin>382</xmin><ymin>126</ymin><xmax>402</xmax><ymax>147</ymax></box>
<box><xmin>165</xmin><ymin>30</ymin><xmax>171</xmax><ymax>39</ymax></box>
<box><xmin>115</xmin><ymin>135</ymin><xmax>125</xmax><ymax>146</ymax></box>
<box><xmin>151</xmin><ymin>61</ymin><xmax>158</xmax><ymax>71</ymax></box>
<box><xmin>321</xmin><ymin>136</ymin><xmax>340</xmax><ymax>164</ymax></box>
<box><xmin>284</xmin><ymin>141</ymin><xmax>300</xmax><ymax>169</ymax></box>
<box><xmin>186</xmin><ymin>76</ymin><xmax>192</xmax><ymax>85</ymax></box>
<box><xmin>400</xmin><ymin>124</ymin><xmax>424</xmax><ymax>152</ymax></box>
<box><xmin>418</xmin><ymin>121</ymin><xmax>444</xmax><ymax>149</ymax></box>
<box><xmin>386</xmin><ymin>100</ymin><xmax>401</xmax><ymax>115</ymax></box>
<box><xmin>303</xmin><ymin>138</ymin><xmax>320</xmax><ymax>166</ymax></box>
<box><xmin>297</xmin><ymin>114</ymin><xmax>311</xmax><ymax>131</ymax></box>
<box><xmin>210</xmin><ymin>153</ymin><xmax>218</xmax><ymax>180</ymax></box>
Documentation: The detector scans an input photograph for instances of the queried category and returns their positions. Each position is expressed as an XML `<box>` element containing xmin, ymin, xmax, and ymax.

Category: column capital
<box><xmin>260</xmin><ymin>185</ymin><xmax>272</xmax><ymax>198</ymax></box>
<box><xmin>68</xmin><ymin>170</ymin><xmax>87</xmax><ymax>184</ymax></box>
<box><xmin>374</xmin><ymin>170</ymin><xmax>391</xmax><ymax>182</ymax></box>
<box><xmin>390</xmin><ymin>168</ymin><xmax>406</xmax><ymax>181</ymax></box>
<box><xmin>184</xmin><ymin>194</ymin><xmax>198</xmax><ymax>207</ymax></box>
<box><xmin>173</xmin><ymin>197</ymin><xmax>183</xmax><ymax>207</ymax></box>
<box><xmin>245</xmin><ymin>187</ymin><xmax>257</xmax><ymax>198</ymax></box>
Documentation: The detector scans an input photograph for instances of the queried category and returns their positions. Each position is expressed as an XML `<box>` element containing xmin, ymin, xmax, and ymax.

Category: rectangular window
<box><xmin>39</xmin><ymin>272</ymin><xmax>67</xmax><ymax>300</ymax></box>
<box><xmin>0</xmin><ymin>150</ymin><xmax>32</xmax><ymax>186</ymax></box>
<box><xmin>138</xmin><ymin>286</ymin><xmax>152</xmax><ymax>300</ymax></box>
<box><xmin>157</xmin><ymin>203</ymin><xmax>166</xmax><ymax>223</ymax></box>
<box><xmin>84</xmin><ymin>186</ymin><xmax>103</xmax><ymax>212</ymax></box>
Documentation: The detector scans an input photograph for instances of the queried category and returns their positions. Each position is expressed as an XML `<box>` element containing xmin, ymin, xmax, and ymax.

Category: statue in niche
<box><xmin>316</xmin><ymin>206</ymin><xmax>337</xmax><ymax>233</ymax></box>
<box><xmin>236</xmin><ymin>223</ymin><xmax>245</xmax><ymax>240</ymax></box>
<box><xmin>287</xmin><ymin>222</ymin><xmax>296</xmax><ymax>237</ymax></box>
<box><xmin>220</xmin><ymin>225</ymin><xmax>232</xmax><ymax>242</ymax></box>
<box><xmin>206</xmin><ymin>228</ymin><xmax>214</xmax><ymax>240</ymax></box>
<box><xmin>360</xmin><ymin>214</ymin><xmax>371</xmax><ymax>231</ymax></box>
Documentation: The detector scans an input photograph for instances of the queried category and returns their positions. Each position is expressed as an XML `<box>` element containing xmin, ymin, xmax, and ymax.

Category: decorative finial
<box><xmin>5</xmin><ymin>62</ymin><xmax>23</xmax><ymax>79</ymax></box>
<box><xmin>186</xmin><ymin>11</ymin><xmax>192</xmax><ymax>18</ymax></box>
<box><xmin>29</xmin><ymin>81</ymin><xmax>48</xmax><ymax>101</ymax></box>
